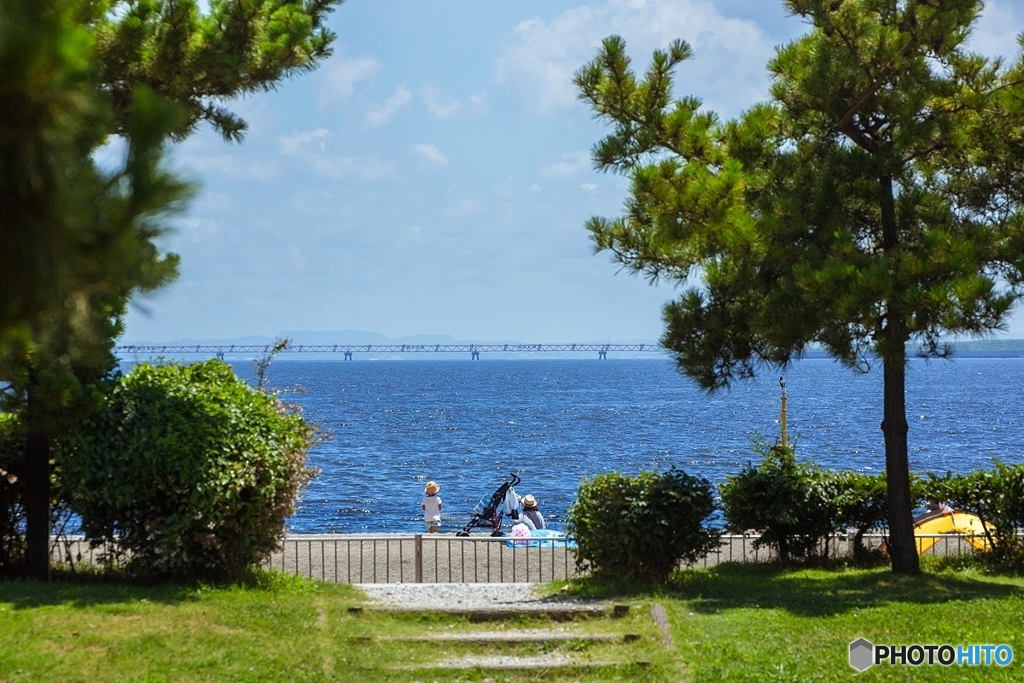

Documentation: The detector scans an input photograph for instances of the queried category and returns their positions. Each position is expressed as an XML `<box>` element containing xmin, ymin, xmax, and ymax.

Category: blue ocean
<box><xmin>232</xmin><ymin>357</ymin><xmax>1024</xmax><ymax>533</ymax></box>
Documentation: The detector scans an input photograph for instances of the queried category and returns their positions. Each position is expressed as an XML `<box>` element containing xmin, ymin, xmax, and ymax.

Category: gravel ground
<box><xmin>356</xmin><ymin>582</ymin><xmax>601</xmax><ymax>610</ymax></box>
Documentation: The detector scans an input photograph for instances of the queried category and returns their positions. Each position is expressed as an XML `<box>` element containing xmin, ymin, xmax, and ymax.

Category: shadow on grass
<box><xmin>0</xmin><ymin>568</ymin><xmax>322</xmax><ymax>611</ymax></box>
<box><xmin>0</xmin><ymin>578</ymin><xmax>193</xmax><ymax>610</ymax></box>
<box><xmin>568</xmin><ymin>561</ymin><xmax>1024</xmax><ymax>618</ymax></box>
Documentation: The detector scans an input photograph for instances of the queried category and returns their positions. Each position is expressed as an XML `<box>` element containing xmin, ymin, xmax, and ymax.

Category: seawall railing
<box><xmin>263</xmin><ymin>534</ymin><xmax>580</xmax><ymax>584</ymax></box>
<box><xmin>53</xmin><ymin>531</ymin><xmax>992</xmax><ymax>583</ymax></box>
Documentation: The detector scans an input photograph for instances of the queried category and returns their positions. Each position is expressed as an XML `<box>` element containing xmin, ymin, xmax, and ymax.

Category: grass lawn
<box><xmin>574</xmin><ymin>558</ymin><xmax>1024</xmax><ymax>681</ymax></box>
<box><xmin>1</xmin><ymin>560</ymin><xmax>1022</xmax><ymax>682</ymax></box>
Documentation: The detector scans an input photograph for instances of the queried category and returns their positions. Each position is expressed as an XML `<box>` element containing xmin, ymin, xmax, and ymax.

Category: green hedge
<box><xmin>926</xmin><ymin>462</ymin><xmax>1024</xmax><ymax>563</ymax></box>
<box><xmin>827</xmin><ymin>469</ymin><xmax>889</xmax><ymax>559</ymax></box>
<box><xmin>720</xmin><ymin>443</ymin><xmax>834</xmax><ymax>561</ymax></box>
<box><xmin>59</xmin><ymin>360</ymin><xmax>318</xmax><ymax>580</ymax></box>
<box><xmin>565</xmin><ymin>452</ymin><xmax>1024</xmax><ymax>575</ymax></box>
<box><xmin>566</xmin><ymin>468</ymin><xmax>720</xmax><ymax>582</ymax></box>
<box><xmin>0</xmin><ymin>413</ymin><xmax>25</xmax><ymax>576</ymax></box>
<box><xmin>720</xmin><ymin>443</ymin><xmax>891</xmax><ymax>563</ymax></box>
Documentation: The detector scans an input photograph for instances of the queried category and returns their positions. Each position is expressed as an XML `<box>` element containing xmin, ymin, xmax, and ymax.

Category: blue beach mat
<box><xmin>505</xmin><ymin>529</ymin><xmax>576</xmax><ymax>548</ymax></box>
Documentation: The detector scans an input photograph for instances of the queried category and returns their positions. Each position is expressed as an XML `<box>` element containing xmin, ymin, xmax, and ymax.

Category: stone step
<box><xmin>368</xmin><ymin>604</ymin><xmax>612</xmax><ymax>621</ymax></box>
<box><xmin>380</xmin><ymin>629</ymin><xmax>642</xmax><ymax>644</ymax></box>
<box><xmin>393</xmin><ymin>654</ymin><xmax>649</xmax><ymax>671</ymax></box>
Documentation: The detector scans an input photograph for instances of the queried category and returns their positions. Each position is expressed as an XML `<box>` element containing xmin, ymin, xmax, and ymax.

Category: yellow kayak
<box><xmin>913</xmin><ymin>510</ymin><xmax>991</xmax><ymax>553</ymax></box>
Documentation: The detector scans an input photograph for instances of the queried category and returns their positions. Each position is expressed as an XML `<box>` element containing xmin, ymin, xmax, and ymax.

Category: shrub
<box><xmin>566</xmin><ymin>467</ymin><xmax>720</xmax><ymax>583</ymax></box>
<box><xmin>828</xmin><ymin>470</ymin><xmax>889</xmax><ymax>560</ymax></box>
<box><xmin>59</xmin><ymin>360</ymin><xmax>318</xmax><ymax>580</ymax></box>
<box><xmin>0</xmin><ymin>412</ymin><xmax>25</xmax><ymax>576</ymax></box>
<box><xmin>927</xmin><ymin>462</ymin><xmax>1024</xmax><ymax>565</ymax></box>
<box><xmin>720</xmin><ymin>443</ymin><xmax>837</xmax><ymax>562</ymax></box>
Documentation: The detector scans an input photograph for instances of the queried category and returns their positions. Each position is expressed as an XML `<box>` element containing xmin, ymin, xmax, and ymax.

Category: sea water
<box><xmin>232</xmin><ymin>357</ymin><xmax>1024</xmax><ymax>533</ymax></box>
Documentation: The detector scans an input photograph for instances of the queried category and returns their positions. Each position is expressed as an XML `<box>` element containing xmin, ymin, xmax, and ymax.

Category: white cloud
<box><xmin>287</xmin><ymin>244</ymin><xmax>307</xmax><ymax>271</ymax></box>
<box><xmin>279</xmin><ymin>128</ymin><xmax>331</xmax><ymax>155</ymax></box>
<box><xmin>581</xmin><ymin>183</ymin><xmax>598</xmax><ymax>192</ymax></box>
<box><xmin>185</xmin><ymin>153</ymin><xmax>278</xmax><ymax>181</ymax></box>
<box><xmin>311</xmin><ymin>155</ymin><xmax>394</xmax><ymax>181</ymax></box>
<box><xmin>539</xmin><ymin>151</ymin><xmax>590</xmax><ymax>177</ymax></box>
<box><xmin>192</xmin><ymin>191</ymin><xmax>235</xmax><ymax>214</ymax></box>
<box><xmin>528</xmin><ymin>183</ymin><xmax>542</xmax><ymax>192</ymax></box>
<box><xmin>414</xmin><ymin>143</ymin><xmax>450</xmax><ymax>166</ymax></box>
<box><xmin>422</xmin><ymin>86</ymin><xmax>462</xmax><ymax>118</ymax></box>
<box><xmin>366</xmin><ymin>84</ymin><xmax>411</xmax><ymax>126</ymax></box>
<box><xmin>92</xmin><ymin>135</ymin><xmax>128</xmax><ymax>174</ymax></box>
<box><xmin>182</xmin><ymin>217</ymin><xmax>222</xmax><ymax>242</ymax></box>
<box><xmin>494</xmin><ymin>0</ymin><xmax>775</xmax><ymax>117</ymax></box>
<box><xmin>319</xmin><ymin>51</ymin><xmax>381</xmax><ymax>108</ymax></box>
<box><xmin>421</xmin><ymin>85</ymin><xmax>488</xmax><ymax>118</ymax></box>
<box><xmin>226</xmin><ymin>100</ymin><xmax>273</xmax><ymax>136</ymax></box>
<box><xmin>394</xmin><ymin>225</ymin><xmax>424</xmax><ymax>248</ymax></box>
<box><xmin>970</xmin><ymin>0</ymin><xmax>1024</xmax><ymax>61</ymax></box>
<box><xmin>444</xmin><ymin>199</ymin><xmax>485</xmax><ymax>217</ymax></box>
<box><xmin>290</xmin><ymin>190</ymin><xmax>336</xmax><ymax>214</ymax></box>
<box><xmin>279</xmin><ymin>129</ymin><xmax>395</xmax><ymax>181</ymax></box>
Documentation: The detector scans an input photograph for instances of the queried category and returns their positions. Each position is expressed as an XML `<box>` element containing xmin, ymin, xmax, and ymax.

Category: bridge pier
<box><xmin>216</xmin><ymin>351</ymin><xmax>225</xmax><ymax>361</ymax></box>
<box><xmin>344</xmin><ymin>350</ymin><xmax>353</xmax><ymax>361</ymax></box>
<box><xmin>471</xmin><ymin>350</ymin><xmax>480</xmax><ymax>360</ymax></box>
<box><xmin>598</xmin><ymin>350</ymin><xmax>606</xmax><ymax>359</ymax></box>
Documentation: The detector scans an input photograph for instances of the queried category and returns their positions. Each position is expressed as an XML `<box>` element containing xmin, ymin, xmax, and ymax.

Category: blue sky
<box><xmin>123</xmin><ymin>0</ymin><xmax>1024</xmax><ymax>343</ymax></box>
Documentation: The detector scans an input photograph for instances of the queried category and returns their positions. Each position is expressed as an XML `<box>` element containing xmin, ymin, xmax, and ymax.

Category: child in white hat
<box><xmin>421</xmin><ymin>481</ymin><xmax>442</xmax><ymax>533</ymax></box>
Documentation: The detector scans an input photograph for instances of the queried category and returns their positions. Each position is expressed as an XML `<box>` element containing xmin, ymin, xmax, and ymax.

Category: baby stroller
<box><xmin>455</xmin><ymin>473</ymin><xmax>522</xmax><ymax>537</ymax></box>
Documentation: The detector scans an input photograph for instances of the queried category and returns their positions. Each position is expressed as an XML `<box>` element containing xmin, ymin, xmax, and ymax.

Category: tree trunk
<box><xmin>878</xmin><ymin>173</ymin><xmax>920</xmax><ymax>575</ymax></box>
<box><xmin>24</xmin><ymin>430</ymin><xmax>50</xmax><ymax>581</ymax></box>
<box><xmin>881</xmin><ymin>352</ymin><xmax>919</xmax><ymax>575</ymax></box>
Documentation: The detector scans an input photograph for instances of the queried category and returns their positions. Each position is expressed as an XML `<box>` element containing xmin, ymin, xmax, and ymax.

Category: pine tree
<box><xmin>576</xmin><ymin>0</ymin><xmax>1024</xmax><ymax>574</ymax></box>
<box><xmin>88</xmin><ymin>0</ymin><xmax>339</xmax><ymax>142</ymax></box>
<box><xmin>1</xmin><ymin>0</ymin><xmax>342</xmax><ymax>579</ymax></box>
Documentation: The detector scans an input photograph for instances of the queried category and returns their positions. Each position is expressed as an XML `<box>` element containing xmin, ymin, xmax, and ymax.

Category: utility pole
<box><xmin>779</xmin><ymin>377</ymin><xmax>788</xmax><ymax>449</ymax></box>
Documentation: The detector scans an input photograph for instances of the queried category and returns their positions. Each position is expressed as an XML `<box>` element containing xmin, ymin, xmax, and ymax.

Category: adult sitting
<box><xmin>521</xmin><ymin>494</ymin><xmax>546</xmax><ymax>530</ymax></box>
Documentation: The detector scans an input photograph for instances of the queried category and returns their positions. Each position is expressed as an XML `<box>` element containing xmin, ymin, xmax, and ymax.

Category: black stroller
<box><xmin>455</xmin><ymin>473</ymin><xmax>522</xmax><ymax>537</ymax></box>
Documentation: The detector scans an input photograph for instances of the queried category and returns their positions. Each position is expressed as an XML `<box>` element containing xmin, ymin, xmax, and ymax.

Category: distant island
<box><xmin>802</xmin><ymin>338</ymin><xmax>1024</xmax><ymax>359</ymax></box>
<box><xmin>942</xmin><ymin>338</ymin><xmax>1024</xmax><ymax>353</ymax></box>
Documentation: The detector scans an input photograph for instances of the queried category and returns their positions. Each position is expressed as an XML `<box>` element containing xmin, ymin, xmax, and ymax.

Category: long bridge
<box><xmin>115</xmin><ymin>343</ymin><xmax>664</xmax><ymax>360</ymax></box>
